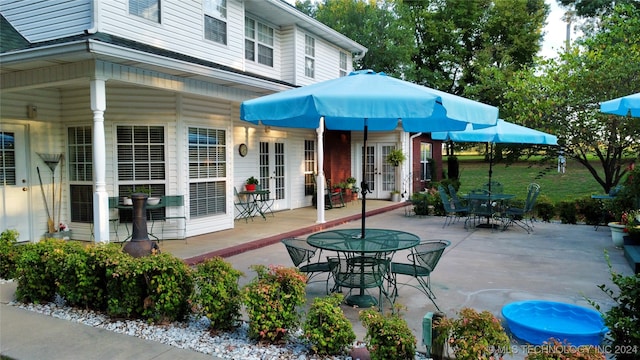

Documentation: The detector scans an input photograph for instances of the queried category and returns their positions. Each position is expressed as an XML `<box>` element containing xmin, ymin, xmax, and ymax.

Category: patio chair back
<box><xmin>523</xmin><ymin>183</ymin><xmax>541</xmax><ymax>212</ymax></box>
<box><xmin>414</xmin><ymin>240</ymin><xmax>450</xmax><ymax>272</ymax></box>
<box><xmin>448</xmin><ymin>184</ymin><xmax>466</xmax><ymax>210</ymax></box>
<box><xmin>438</xmin><ymin>185</ymin><xmax>468</xmax><ymax>228</ymax></box>
<box><xmin>281</xmin><ymin>237</ymin><xmax>316</xmax><ymax>266</ymax></box>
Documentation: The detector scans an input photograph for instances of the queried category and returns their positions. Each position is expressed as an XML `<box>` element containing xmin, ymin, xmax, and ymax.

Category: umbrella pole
<box><xmin>361</xmin><ymin>120</ymin><xmax>368</xmax><ymax>239</ymax></box>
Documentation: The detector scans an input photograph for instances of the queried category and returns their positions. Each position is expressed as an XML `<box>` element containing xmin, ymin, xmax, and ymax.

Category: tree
<box><xmin>296</xmin><ymin>0</ymin><xmax>415</xmax><ymax>78</ymax></box>
<box><xmin>558</xmin><ymin>0</ymin><xmax>640</xmax><ymax>17</ymax></box>
<box><xmin>503</xmin><ymin>4</ymin><xmax>640</xmax><ymax>193</ymax></box>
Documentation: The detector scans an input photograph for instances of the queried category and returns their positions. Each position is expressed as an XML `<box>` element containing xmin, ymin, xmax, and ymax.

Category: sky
<box><xmin>285</xmin><ymin>0</ymin><xmax>582</xmax><ymax>60</ymax></box>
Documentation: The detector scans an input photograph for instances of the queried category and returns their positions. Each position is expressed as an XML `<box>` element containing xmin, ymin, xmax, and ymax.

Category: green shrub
<box><xmin>243</xmin><ymin>264</ymin><xmax>307</xmax><ymax>343</ymax></box>
<box><xmin>577</xmin><ymin>197</ymin><xmax>603</xmax><ymax>225</ymax></box>
<box><xmin>15</xmin><ymin>239</ymin><xmax>70</xmax><ymax>303</ymax></box>
<box><xmin>535</xmin><ymin>195</ymin><xmax>555</xmax><ymax>222</ymax></box>
<box><xmin>434</xmin><ymin>307</ymin><xmax>511</xmax><ymax>360</ymax></box>
<box><xmin>303</xmin><ymin>293</ymin><xmax>356</xmax><ymax>355</ymax></box>
<box><xmin>106</xmin><ymin>252</ymin><xmax>193</xmax><ymax>323</ymax></box>
<box><xmin>587</xmin><ymin>252</ymin><xmax>640</xmax><ymax>360</ymax></box>
<box><xmin>58</xmin><ymin>243</ymin><xmax>122</xmax><ymax>310</ymax></box>
<box><xmin>0</xmin><ymin>229</ymin><xmax>21</xmax><ymax>279</ymax></box>
<box><xmin>557</xmin><ymin>200</ymin><xmax>578</xmax><ymax>224</ymax></box>
<box><xmin>411</xmin><ymin>192</ymin><xmax>430</xmax><ymax>216</ymax></box>
<box><xmin>190</xmin><ymin>257</ymin><xmax>243</xmax><ymax>331</ymax></box>
<box><xmin>359</xmin><ymin>307</ymin><xmax>416</xmax><ymax>360</ymax></box>
<box><xmin>524</xmin><ymin>338</ymin><xmax>605</xmax><ymax>360</ymax></box>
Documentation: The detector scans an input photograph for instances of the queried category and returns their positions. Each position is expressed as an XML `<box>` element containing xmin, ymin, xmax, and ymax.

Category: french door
<box><xmin>259</xmin><ymin>138</ymin><xmax>286</xmax><ymax>211</ymax></box>
<box><xmin>362</xmin><ymin>143</ymin><xmax>396</xmax><ymax>199</ymax></box>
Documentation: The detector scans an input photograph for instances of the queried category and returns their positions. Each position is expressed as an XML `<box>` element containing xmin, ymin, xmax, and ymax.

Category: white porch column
<box><xmin>316</xmin><ymin>117</ymin><xmax>326</xmax><ymax>224</ymax></box>
<box><xmin>91</xmin><ymin>79</ymin><xmax>109</xmax><ymax>243</ymax></box>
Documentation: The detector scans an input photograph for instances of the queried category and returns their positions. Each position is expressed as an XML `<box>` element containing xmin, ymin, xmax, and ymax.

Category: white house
<box><xmin>1</xmin><ymin>0</ymin><xmax>437</xmax><ymax>243</ymax></box>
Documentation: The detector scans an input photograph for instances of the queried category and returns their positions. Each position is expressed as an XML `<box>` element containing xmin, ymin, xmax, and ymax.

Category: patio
<box><xmin>158</xmin><ymin>201</ymin><xmax>633</xmax><ymax>358</ymax></box>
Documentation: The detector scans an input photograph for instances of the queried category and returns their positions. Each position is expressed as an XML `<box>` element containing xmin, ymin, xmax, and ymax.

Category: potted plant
<box><xmin>346</xmin><ymin>177</ymin><xmax>357</xmax><ymax>189</ymax></box>
<box><xmin>385</xmin><ymin>149</ymin><xmax>407</xmax><ymax>167</ymax></box>
<box><xmin>390</xmin><ymin>190</ymin><xmax>401</xmax><ymax>202</ymax></box>
<box><xmin>245</xmin><ymin>176</ymin><xmax>259</xmax><ymax>191</ymax></box>
<box><xmin>434</xmin><ymin>307</ymin><xmax>512</xmax><ymax>360</ymax></box>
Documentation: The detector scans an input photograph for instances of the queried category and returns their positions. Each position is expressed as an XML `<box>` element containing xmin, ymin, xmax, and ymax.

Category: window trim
<box><xmin>245</xmin><ymin>16</ymin><xmax>274</xmax><ymax>67</ymax></box>
<box><xmin>305</xmin><ymin>34</ymin><xmax>315</xmax><ymax>78</ymax></box>
<box><xmin>204</xmin><ymin>0</ymin><xmax>227</xmax><ymax>45</ymax></box>
<box><xmin>128</xmin><ymin>0</ymin><xmax>161</xmax><ymax>23</ymax></box>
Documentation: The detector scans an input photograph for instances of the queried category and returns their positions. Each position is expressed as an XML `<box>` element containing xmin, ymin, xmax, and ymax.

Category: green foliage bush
<box><xmin>434</xmin><ymin>307</ymin><xmax>511</xmax><ymax>360</ymax></box>
<box><xmin>106</xmin><ymin>252</ymin><xmax>193</xmax><ymax>323</ymax></box>
<box><xmin>359</xmin><ymin>307</ymin><xmax>416</xmax><ymax>360</ymax></box>
<box><xmin>557</xmin><ymin>200</ymin><xmax>578</xmax><ymax>224</ymax></box>
<box><xmin>587</xmin><ymin>252</ymin><xmax>640</xmax><ymax>360</ymax></box>
<box><xmin>190</xmin><ymin>257</ymin><xmax>243</xmax><ymax>331</ymax></box>
<box><xmin>0</xmin><ymin>229</ymin><xmax>21</xmax><ymax>279</ymax></box>
<box><xmin>577</xmin><ymin>197</ymin><xmax>603</xmax><ymax>225</ymax></box>
<box><xmin>243</xmin><ymin>264</ymin><xmax>307</xmax><ymax>343</ymax></box>
<box><xmin>303</xmin><ymin>293</ymin><xmax>355</xmax><ymax>355</ymax></box>
<box><xmin>535</xmin><ymin>195</ymin><xmax>555</xmax><ymax>222</ymax></box>
<box><xmin>15</xmin><ymin>239</ymin><xmax>71</xmax><ymax>303</ymax></box>
<box><xmin>411</xmin><ymin>192</ymin><xmax>430</xmax><ymax>216</ymax></box>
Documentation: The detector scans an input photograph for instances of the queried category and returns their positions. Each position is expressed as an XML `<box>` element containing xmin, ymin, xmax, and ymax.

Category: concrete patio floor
<box><xmin>1</xmin><ymin>200</ymin><xmax>634</xmax><ymax>359</ymax></box>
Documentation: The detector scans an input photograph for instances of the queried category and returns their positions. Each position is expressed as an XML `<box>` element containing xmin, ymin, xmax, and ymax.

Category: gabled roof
<box><xmin>0</xmin><ymin>14</ymin><xmax>29</xmax><ymax>52</ymax></box>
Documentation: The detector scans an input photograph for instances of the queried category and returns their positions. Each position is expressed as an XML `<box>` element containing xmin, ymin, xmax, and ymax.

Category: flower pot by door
<box><xmin>608</xmin><ymin>222</ymin><xmax>625</xmax><ymax>248</ymax></box>
<box><xmin>245</xmin><ymin>184</ymin><xmax>256</xmax><ymax>191</ymax></box>
<box><xmin>391</xmin><ymin>193</ymin><xmax>401</xmax><ymax>202</ymax></box>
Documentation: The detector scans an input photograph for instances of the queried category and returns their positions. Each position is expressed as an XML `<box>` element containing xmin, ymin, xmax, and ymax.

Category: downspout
<box><xmin>85</xmin><ymin>0</ymin><xmax>100</xmax><ymax>34</ymax></box>
<box><xmin>353</xmin><ymin>50</ymin><xmax>367</xmax><ymax>61</ymax></box>
<box><xmin>409</xmin><ymin>132</ymin><xmax>422</xmax><ymax>195</ymax></box>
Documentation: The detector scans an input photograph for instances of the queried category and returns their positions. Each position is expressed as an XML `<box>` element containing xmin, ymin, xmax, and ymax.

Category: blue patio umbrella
<box><xmin>241</xmin><ymin>69</ymin><xmax>499</xmax><ymax>237</ymax></box>
<box><xmin>600</xmin><ymin>92</ymin><xmax>640</xmax><ymax>117</ymax></box>
<box><xmin>432</xmin><ymin>119</ymin><xmax>557</xmax><ymax>191</ymax></box>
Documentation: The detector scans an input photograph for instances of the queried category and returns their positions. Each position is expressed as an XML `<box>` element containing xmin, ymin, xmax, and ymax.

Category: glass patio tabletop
<box><xmin>306</xmin><ymin>228</ymin><xmax>420</xmax><ymax>253</ymax></box>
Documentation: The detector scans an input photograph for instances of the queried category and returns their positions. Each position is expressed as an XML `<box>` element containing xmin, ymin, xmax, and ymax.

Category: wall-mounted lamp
<box><xmin>27</xmin><ymin>105</ymin><xmax>38</xmax><ymax>119</ymax></box>
<box><xmin>264</xmin><ymin>126</ymin><xmax>271</xmax><ymax>134</ymax></box>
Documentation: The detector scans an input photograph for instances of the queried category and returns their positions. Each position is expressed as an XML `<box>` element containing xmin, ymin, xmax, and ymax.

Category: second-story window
<box><xmin>339</xmin><ymin>51</ymin><xmax>347</xmax><ymax>77</ymax></box>
<box><xmin>305</xmin><ymin>35</ymin><xmax>315</xmax><ymax>78</ymax></box>
<box><xmin>129</xmin><ymin>0</ymin><xmax>160</xmax><ymax>23</ymax></box>
<box><xmin>204</xmin><ymin>0</ymin><xmax>227</xmax><ymax>45</ymax></box>
<box><xmin>245</xmin><ymin>17</ymin><xmax>274</xmax><ymax>67</ymax></box>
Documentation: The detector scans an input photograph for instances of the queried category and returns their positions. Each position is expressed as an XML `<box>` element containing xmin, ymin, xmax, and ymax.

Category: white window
<box><xmin>305</xmin><ymin>35</ymin><xmax>315</xmax><ymax>78</ymax></box>
<box><xmin>245</xmin><ymin>17</ymin><xmax>274</xmax><ymax>67</ymax></box>
<box><xmin>204</xmin><ymin>0</ymin><xmax>227</xmax><ymax>45</ymax></box>
<box><xmin>188</xmin><ymin>127</ymin><xmax>227</xmax><ymax>217</ymax></box>
<box><xmin>420</xmin><ymin>142</ymin><xmax>433</xmax><ymax>181</ymax></box>
<box><xmin>340</xmin><ymin>51</ymin><xmax>348</xmax><ymax>77</ymax></box>
<box><xmin>67</xmin><ymin>126</ymin><xmax>93</xmax><ymax>222</ymax></box>
<box><xmin>129</xmin><ymin>0</ymin><xmax>160</xmax><ymax>23</ymax></box>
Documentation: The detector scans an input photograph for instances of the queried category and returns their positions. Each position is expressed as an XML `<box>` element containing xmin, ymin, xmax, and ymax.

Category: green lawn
<box><xmin>450</xmin><ymin>157</ymin><xmax>605</xmax><ymax>203</ymax></box>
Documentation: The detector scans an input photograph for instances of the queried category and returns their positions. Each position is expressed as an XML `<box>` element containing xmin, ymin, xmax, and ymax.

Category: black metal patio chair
<box><xmin>388</xmin><ymin>239</ymin><xmax>450</xmax><ymax>311</ymax></box>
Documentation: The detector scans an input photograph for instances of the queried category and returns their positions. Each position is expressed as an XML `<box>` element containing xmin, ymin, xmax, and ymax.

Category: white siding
<box><xmin>280</xmin><ymin>25</ymin><xmax>296</xmax><ymax>84</ymax></box>
<box><xmin>0</xmin><ymin>0</ymin><xmax>92</xmax><ymax>42</ymax></box>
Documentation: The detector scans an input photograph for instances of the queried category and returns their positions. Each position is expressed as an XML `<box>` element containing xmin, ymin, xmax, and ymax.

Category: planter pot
<box><xmin>44</xmin><ymin>230</ymin><xmax>72</xmax><ymax>240</ymax></box>
<box><xmin>608</xmin><ymin>222</ymin><xmax>625</xmax><ymax>248</ymax></box>
<box><xmin>391</xmin><ymin>193</ymin><xmax>401</xmax><ymax>202</ymax></box>
<box><xmin>245</xmin><ymin>184</ymin><xmax>256</xmax><ymax>191</ymax></box>
<box><xmin>123</xmin><ymin>197</ymin><xmax>133</xmax><ymax>206</ymax></box>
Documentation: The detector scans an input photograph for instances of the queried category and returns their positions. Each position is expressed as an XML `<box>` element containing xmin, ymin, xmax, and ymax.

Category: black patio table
<box><xmin>306</xmin><ymin>228</ymin><xmax>420</xmax><ymax>308</ymax></box>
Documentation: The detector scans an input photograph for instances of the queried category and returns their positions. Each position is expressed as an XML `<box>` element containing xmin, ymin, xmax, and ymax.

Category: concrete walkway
<box><xmin>1</xmin><ymin>201</ymin><xmax>634</xmax><ymax>359</ymax></box>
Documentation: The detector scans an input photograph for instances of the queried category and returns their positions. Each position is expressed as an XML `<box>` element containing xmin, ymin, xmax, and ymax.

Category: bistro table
<box><xmin>307</xmin><ymin>228</ymin><xmax>420</xmax><ymax>308</ymax></box>
<box><xmin>238</xmin><ymin>189</ymin><xmax>270</xmax><ymax>220</ymax></box>
<box><xmin>463</xmin><ymin>192</ymin><xmax>515</xmax><ymax>229</ymax></box>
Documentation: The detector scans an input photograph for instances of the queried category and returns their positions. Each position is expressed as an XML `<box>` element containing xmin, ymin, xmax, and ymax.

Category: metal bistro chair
<box><xmin>159</xmin><ymin>195</ymin><xmax>187</xmax><ymax>241</ymax></box>
<box><xmin>389</xmin><ymin>240</ymin><xmax>450</xmax><ymax>311</ymax></box>
<box><xmin>505</xmin><ymin>183</ymin><xmax>541</xmax><ymax>233</ymax></box>
<box><xmin>281</xmin><ymin>238</ymin><xmax>333</xmax><ymax>293</ymax></box>
<box><xmin>330</xmin><ymin>252</ymin><xmax>393</xmax><ymax>313</ymax></box>
<box><xmin>256</xmin><ymin>186</ymin><xmax>275</xmax><ymax>217</ymax></box>
<box><xmin>234</xmin><ymin>187</ymin><xmax>254</xmax><ymax>222</ymax></box>
<box><xmin>438</xmin><ymin>185</ymin><xmax>468</xmax><ymax>228</ymax></box>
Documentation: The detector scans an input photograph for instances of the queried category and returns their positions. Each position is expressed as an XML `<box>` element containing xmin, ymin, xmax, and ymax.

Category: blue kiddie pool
<box><xmin>502</xmin><ymin>300</ymin><xmax>609</xmax><ymax>346</ymax></box>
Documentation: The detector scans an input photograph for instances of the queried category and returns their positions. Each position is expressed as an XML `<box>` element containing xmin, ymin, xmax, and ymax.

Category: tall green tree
<box><xmin>296</xmin><ymin>0</ymin><xmax>415</xmax><ymax>78</ymax></box>
<box><xmin>503</xmin><ymin>4</ymin><xmax>640</xmax><ymax>193</ymax></box>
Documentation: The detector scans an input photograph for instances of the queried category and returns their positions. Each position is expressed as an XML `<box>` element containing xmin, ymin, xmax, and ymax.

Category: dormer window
<box><xmin>129</xmin><ymin>0</ymin><xmax>160</xmax><ymax>23</ymax></box>
<box><xmin>305</xmin><ymin>35</ymin><xmax>315</xmax><ymax>78</ymax></box>
<box><xmin>245</xmin><ymin>17</ymin><xmax>274</xmax><ymax>67</ymax></box>
<box><xmin>204</xmin><ymin>0</ymin><xmax>227</xmax><ymax>45</ymax></box>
